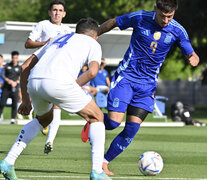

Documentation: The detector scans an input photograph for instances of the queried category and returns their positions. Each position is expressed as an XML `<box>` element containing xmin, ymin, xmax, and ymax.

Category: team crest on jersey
<box><xmin>153</xmin><ymin>31</ymin><xmax>161</xmax><ymax>40</ymax></box>
<box><xmin>14</xmin><ymin>67</ymin><xmax>20</xmax><ymax>72</ymax></box>
<box><xmin>164</xmin><ymin>33</ymin><xmax>173</xmax><ymax>44</ymax></box>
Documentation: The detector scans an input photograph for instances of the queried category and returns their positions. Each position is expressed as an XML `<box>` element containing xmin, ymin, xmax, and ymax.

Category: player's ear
<box><xmin>48</xmin><ymin>10</ymin><xmax>51</xmax><ymax>17</ymax></box>
<box><xmin>93</xmin><ymin>35</ymin><xmax>98</xmax><ymax>40</ymax></box>
<box><xmin>62</xmin><ymin>11</ymin><xmax>66</xmax><ymax>18</ymax></box>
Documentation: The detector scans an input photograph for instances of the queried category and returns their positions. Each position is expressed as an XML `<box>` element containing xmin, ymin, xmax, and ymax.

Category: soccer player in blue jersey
<box><xmin>94</xmin><ymin>0</ymin><xmax>199</xmax><ymax>176</ymax></box>
<box><xmin>91</xmin><ymin>58</ymin><xmax>111</xmax><ymax>94</ymax></box>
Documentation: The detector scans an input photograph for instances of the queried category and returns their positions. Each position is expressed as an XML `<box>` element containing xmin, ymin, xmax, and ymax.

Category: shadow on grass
<box><xmin>0</xmin><ymin>151</ymin><xmax>8</xmax><ymax>154</ymax></box>
<box><xmin>15</xmin><ymin>168</ymin><xmax>89</xmax><ymax>175</ymax></box>
<box><xmin>15</xmin><ymin>168</ymin><xmax>143</xmax><ymax>177</ymax></box>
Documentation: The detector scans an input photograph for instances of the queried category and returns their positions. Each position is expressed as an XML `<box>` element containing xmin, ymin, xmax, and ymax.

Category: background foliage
<box><xmin>0</xmin><ymin>0</ymin><xmax>206</xmax><ymax>80</ymax></box>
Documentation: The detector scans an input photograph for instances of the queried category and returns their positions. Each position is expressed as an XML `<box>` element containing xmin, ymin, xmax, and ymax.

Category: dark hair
<box><xmin>11</xmin><ymin>51</ymin><xmax>19</xmax><ymax>57</ymax></box>
<box><xmin>156</xmin><ymin>0</ymin><xmax>178</xmax><ymax>13</ymax></box>
<box><xmin>49</xmin><ymin>0</ymin><xmax>65</xmax><ymax>10</ymax></box>
<box><xmin>0</xmin><ymin>54</ymin><xmax>3</xmax><ymax>58</ymax></box>
<box><xmin>75</xmin><ymin>18</ymin><xmax>99</xmax><ymax>35</ymax></box>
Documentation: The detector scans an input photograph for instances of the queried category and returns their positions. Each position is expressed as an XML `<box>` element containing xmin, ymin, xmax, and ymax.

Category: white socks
<box><xmin>46</xmin><ymin>108</ymin><xmax>61</xmax><ymax>144</ymax></box>
<box><xmin>5</xmin><ymin>118</ymin><xmax>43</xmax><ymax>165</ymax></box>
<box><xmin>89</xmin><ymin>122</ymin><xmax>105</xmax><ymax>173</ymax></box>
<box><xmin>103</xmin><ymin>158</ymin><xmax>109</xmax><ymax>164</ymax></box>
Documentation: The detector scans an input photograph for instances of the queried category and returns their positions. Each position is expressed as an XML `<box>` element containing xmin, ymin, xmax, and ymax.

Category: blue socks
<box><xmin>104</xmin><ymin>113</ymin><xmax>121</xmax><ymax>130</ymax></box>
<box><xmin>104</xmin><ymin>121</ymin><xmax>140</xmax><ymax>162</ymax></box>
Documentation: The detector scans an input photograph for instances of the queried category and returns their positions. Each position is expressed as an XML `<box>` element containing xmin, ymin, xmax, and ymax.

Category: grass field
<box><xmin>2</xmin><ymin>105</ymin><xmax>207</xmax><ymax>124</ymax></box>
<box><xmin>0</xmin><ymin>124</ymin><xmax>207</xmax><ymax>180</ymax></box>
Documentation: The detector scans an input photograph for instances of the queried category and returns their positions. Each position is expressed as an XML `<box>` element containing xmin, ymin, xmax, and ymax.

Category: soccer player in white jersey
<box><xmin>25</xmin><ymin>0</ymin><xmax>72</xmax><ymax>154</ymax></box>
<box><xmin>0</xmin><ymin>18</ymin><xmax>112</xmax><ymax>180</ymax></box>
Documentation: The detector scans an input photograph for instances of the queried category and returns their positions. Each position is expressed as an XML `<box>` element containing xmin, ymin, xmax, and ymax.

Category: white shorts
<box><xmin>96</xmin><ymin>85</ymin><xmax>109</xmax><ymax>93</ymax></box>
<box><xmin>27</xmin><ymin>78</ymin><xmax>91</xmax><ymax>116</ymax></box>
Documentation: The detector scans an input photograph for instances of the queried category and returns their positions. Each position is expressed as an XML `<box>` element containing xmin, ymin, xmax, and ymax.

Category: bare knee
<box><xmin>77</xmin><ymin>99</ymin><xmax>104</xmax><ymax>123</ymax></box>
<box><xmin>108</xmin><ymin>111</ymin><xmax>125</xmax><ymax>124</ymax></box>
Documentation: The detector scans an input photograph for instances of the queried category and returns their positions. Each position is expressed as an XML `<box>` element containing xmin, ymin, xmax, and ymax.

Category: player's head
<box><xmin>75</xmin><ymin>18</ymin><xmax>99</xmax><ymax>40</ymax></box>
<box><xmin>0</xmin><ymin>54</ymin><xmax>3</xmax><ymax>65</ymax></box>
<box><xmin>48</xmin><ymin>0</ymin><xmax>66</xmax><ymax>25</ymax></box>
<box><xmin>154</xmin><ymin>0</ymin><xmax>178</xmax><ymax>27</ymax></box>
<box><xmin>11</xmin><ymin>51</ymin><xmax>19</xmax><ymax>65</ymax></box>
<box><xmin>100</xmin><ymin>58</ymin><xmax>106</xmax><ymax>68</ymax></box>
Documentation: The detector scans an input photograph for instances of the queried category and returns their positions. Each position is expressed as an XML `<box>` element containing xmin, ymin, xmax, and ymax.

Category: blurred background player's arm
<box><xmin>106</xmin><ymin>76</ymin><xmax>110</xmax><ymax>89</ymax></box>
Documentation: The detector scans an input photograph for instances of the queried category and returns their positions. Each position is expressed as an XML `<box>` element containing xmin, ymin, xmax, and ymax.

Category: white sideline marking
<box><xmin>4</xmin><ymin>176</ymin><xmax>206</xmax><ymax>180</ymax></box>
<box><xmin>16</xmin><ymin>120</ymin><xmax>185</xmax><ymax>127</ymax></box>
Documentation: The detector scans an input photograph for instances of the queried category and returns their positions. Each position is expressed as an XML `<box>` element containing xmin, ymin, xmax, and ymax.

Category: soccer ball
<box><xmin>138</xmin><ymin>151</ymin><xmax>164</xmax><ymax>176</ymax></box>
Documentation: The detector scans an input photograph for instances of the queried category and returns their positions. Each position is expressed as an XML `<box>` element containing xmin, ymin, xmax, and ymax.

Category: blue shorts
<box><xmin>107</xmin><ymin>74</ymin><xmax>157</xmax><ymax>113</ymax></box>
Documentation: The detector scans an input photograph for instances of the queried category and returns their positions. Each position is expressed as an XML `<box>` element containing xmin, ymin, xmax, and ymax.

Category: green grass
<box><xmin>3</xmin><ymin>105</ymin><xmax>207</xmax><ymax>124</ymax></box>
<box><xmin>0</xmin><ymin>125</ymin><xmax>207</xmax><ymax>179</ymax></box>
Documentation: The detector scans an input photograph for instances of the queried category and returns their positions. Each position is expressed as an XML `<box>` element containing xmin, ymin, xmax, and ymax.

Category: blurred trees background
<box><xmin>0</xmin><ymin>0</ymin><xmax>206</xmax><ymax>81</ymax></box>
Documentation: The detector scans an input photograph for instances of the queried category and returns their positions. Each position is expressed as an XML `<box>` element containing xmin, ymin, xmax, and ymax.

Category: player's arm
<box><xmin>186</xmin><ymin>52</ymin><xmax>199</xmax><ymax>67</ymax></box>
<box><xmin>98</xmin><ymin>18</ymin><xmax>117</xmax><ymax>36</ymax></box>
<box><xmin>76</xmin><ymin>61</ymin><xmax>99</xmax><ymax>87</ymax></box>
<box><xmin>25</xmin><ymin>38</ymin><xmax>51</xmax><ymax>49</ymax></box>
<box><xmin>18</xmin><ymin>54</ymin><xmax>38</xmax><ymax>115</ymax></box>
<box><xmin>106</xmin><ymin>77</ymin><xmax>111</xmax><ymax>88</ymax></box>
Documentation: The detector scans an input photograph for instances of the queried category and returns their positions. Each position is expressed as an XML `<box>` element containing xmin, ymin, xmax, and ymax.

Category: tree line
<box><xmin>0</xmin><ymin>0</ymin><xmax>206</xmax><ymax>80</ymax></box>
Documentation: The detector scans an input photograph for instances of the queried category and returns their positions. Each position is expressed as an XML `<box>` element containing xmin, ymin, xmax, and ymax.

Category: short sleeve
<box><xmin>116</xmin><ymin>10</ymin><xmax>142</xmax><ymax>30</ymax></box>
<box><xmin>28</xmin><ymin>21</ymin><xmax>43</xmax><ymax>41</ymax></box>
<box><xmin>87</xmin><ymin>41</ymin><xmax>102</xmax><ymax>66</ymax></box>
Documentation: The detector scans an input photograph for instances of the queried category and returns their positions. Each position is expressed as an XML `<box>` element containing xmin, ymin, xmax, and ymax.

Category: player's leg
<box><xmin>10</xmin><ymin>90</ymin><xmax>19</xmax><ymax>124</ymax></box>
<box><xmin>77</xmin><ymin>99</ymin><xmax>111</xmax><ymax>180</ymax></box>
<box><xmin>103</xmin><ymin>79</ymin><xmax>155</xmax><ymax>175</ymax></box>
<box><xmin>0</xmin><ymin>79</ymin><xmax>53</xmax><ymax>180</ymax></box>
<box><xmin>53</xmin><ymin>81</ymin><xmax>111</xmax><ymax>179</ymax></box>
<box><xmin>103</xmin><ymin>107</ymin><xmax>149</xmax><ymax>175</ymax></box>
<box><xmin>0</xmin><ymin>88</ymin><xmax>9</xmax><ymax>120</ymax></box>
<box><xmin>17</xmin><ymin>87</ymin><xmax>24</xmax><ymax>120</ymax></box>
<box><xmin>44</xmin><ymin>105</ymin><xmax>61</xmax><ymax>154</ymax></box>
<box><xmin>81</xmin><ymin>75</ymin><xmax>125</xmax><ymax>142</ymax></box>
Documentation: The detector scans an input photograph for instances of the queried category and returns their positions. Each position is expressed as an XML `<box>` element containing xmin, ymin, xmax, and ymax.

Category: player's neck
<box><xmin>50</xmin><ymin>19</ymin><xmax>62</xmax><ymax>26</ymax></box>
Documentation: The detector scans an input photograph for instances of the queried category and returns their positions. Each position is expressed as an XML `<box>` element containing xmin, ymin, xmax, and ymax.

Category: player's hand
<box><xmin>187</xmin><ymin>52</ymin><xmax>199</xmax><ymax>67</ymax></box>
<box><xmin>189</xmin><ymin>57</ymin><xmax>199</xmax><ymax>67</ymax></box>
<box><xmin>18</xmin><ymin>101</ymin><xmax>32</xmax><ymax>116</ymax></box>
<box><xmin>46</xmin><ymin>37</ymin><xmax>53</xmax><ymax>43</ymax></box>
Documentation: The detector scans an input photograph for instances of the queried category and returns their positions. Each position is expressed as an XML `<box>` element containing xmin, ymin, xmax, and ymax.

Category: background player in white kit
<box><xmin>25</xmin><ymin>0</ymin><xmax>72</xmax><ymax>154</ymax></box>
<box><xmin>0</xmin><ymin>18</ymin><xmax>112</xmax><ymax>180</ymax></box>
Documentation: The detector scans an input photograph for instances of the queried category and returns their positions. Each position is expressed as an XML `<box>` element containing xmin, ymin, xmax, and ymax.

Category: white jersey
<box><xmin>28</xmin><ymin>20</ymin><xmax>72</xmax><ymax>42</ymax></box>
<box><xmin>29</xmin><ymin>33</ymin><xmax>102</xmax><ymax>83</ymax></box>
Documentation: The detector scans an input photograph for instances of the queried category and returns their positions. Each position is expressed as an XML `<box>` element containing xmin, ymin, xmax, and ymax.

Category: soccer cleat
<box><xmin>17</xmin><ymin>113</ymin><xmax>23</xmax><ymax>120</ymax></box>
<box><xmin>0</xmin><ymin>160</ymin><xmax>18</xmax><ymax>180</ymax></box>
<box><xmin>10</xmin><ymin>119</ymin><xmax>16</xmax><ymax>124</ymax></box>
<box><xmin>81</xmin><ymin>122</ymin><xmax>90</xmax><ymax>142</ymax></box>
<box><xmin>102</xmin><ymin>162</ymin><xmax>114</xmax><ymax>176</ymax></box>
<box><xmin>44</xmin><ymin>142</ymin><xmax>53</xmax><ymax>154</ymax></box>
<box><xmin>90</xmin><ymin>170</ymin><xmax>112</xmax><ymax>180</ymax></box>
<box><xmin>41</xmin><ymin>126</ymin><xmax>49</xmax><ymax>135</ymax></box>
